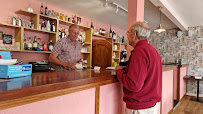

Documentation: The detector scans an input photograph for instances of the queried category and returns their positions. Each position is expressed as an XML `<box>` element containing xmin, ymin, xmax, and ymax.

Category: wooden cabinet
<box><xmin>92</xmin><ymin>34</ymin><xmax>127</xmax><ymax>66</ymax></box>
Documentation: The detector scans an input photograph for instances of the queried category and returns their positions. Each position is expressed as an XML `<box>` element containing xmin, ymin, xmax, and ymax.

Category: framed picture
<box><xmin>3</xmin><ymin>34</ymin><xmax>12</xmax><ymax>44</ymax></box>
<box><xmin>0</xmin><ymin>31</ymin><xmax>3</xmax><ymax>40</ymax></box>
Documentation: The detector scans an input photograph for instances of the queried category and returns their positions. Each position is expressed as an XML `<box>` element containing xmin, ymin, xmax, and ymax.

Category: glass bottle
<box><xmin>49</xmin><ymin>40</ymin><xmax>54</xmax><ymax>51</ymax></box>
<box><xmin>109</xmin><ymin>25</ymin><xmax>112</xmax><ymax>37</ymax></box>
<box><xmin>33</xmin><ymin>36</ymin><xmax>38</xmax><ymax>50</ymax></box>
<box><xmin>28</xmin><ymin>37</ymin><xmax>32</xmax><ymax>50</ymax></box>
<box><xmin>40</xmin><ymin>3</ymin><xmax>43</xmax><ymax>14</ymax></box>
<box><xmin>51</xmin><ymin>21</ymin><xmax>56</xmax><ymax>32</ymax></box>
<box><xmin>45</xmin><ymin>4</ymin><xmax>48</xmax><ymax>15</ymax></box>
<box><xmin>46</xmin><ymin>20</ymin><xmax>51</xmax><ymax>31</ymax></box>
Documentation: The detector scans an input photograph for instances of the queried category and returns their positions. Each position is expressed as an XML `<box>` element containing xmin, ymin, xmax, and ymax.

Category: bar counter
<box><xmin>0</xmin><ymin>65</ymin><xmax>188</xmax><ymax>112</ymax></box>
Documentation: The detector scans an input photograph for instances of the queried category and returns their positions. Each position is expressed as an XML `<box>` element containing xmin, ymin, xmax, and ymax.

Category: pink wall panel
<box><xmin>99</xmin><ymin>82</ymin><xmax>125</xmax><ymax>114</ymax></box>
<box><xmin>173</xmin><ymin>68</ymin><xmax>178</xmax><ymax>100</ymax></box>
<box><xmin>179</xmin><ymin>67</ymin><xmax>187</xmax><ymax>100</ymax></box>
<box><xmin>162</xmin><ymin>70</ymin><xmax>174</xmax><ymax>114</ymax></box>
<box><xmin>0</xmin><ymin>88</ymin><xmax>96</xmax><ymax>114</ymax></box>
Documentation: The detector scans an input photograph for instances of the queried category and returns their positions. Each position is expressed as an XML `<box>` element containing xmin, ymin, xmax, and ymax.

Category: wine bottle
<box><xmin>33</xmin><ymin>36</ymin><xmax>38</xmax><ymax>50</ymax></box>
<box><xmin>23</xmin><ymin>34</ymin><xmax>26</xmax><ymax>50</ymax></box>
<box><xmin>49</xmin><ymin>40</ymin><xmax>54</xmax><ymax>51</ymax></box>
<box><xmin>109</xmin><ymin>25</ymin><xmax>112</xmax><ymax>37</ymax></box>
<box><xmin>45</xmin><ymin>4</ymin><xmax>48</xmax><ymax>15</ymax></box>
<box><xmin>91</xmin><ymin>20</ymin><xmax>94</xmax><ymax>29</ymax></box>
<box><xmin>40</xmin><ymin>3</ymin><xmax>43</xmax><ymax>14</ymax></box>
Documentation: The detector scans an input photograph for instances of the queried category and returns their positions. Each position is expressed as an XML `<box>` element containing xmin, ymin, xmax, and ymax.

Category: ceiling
<box><xmin>37</xmin><ymin>0</ymin><xmax>199</xmax><ymax>31</ymax></box>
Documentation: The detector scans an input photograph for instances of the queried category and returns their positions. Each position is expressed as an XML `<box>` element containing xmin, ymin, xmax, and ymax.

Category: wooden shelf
<box><xmin>81</xmin><ymin>52</ymin><xmax>91</xmax><ymax>54</ymax></box>
<box><xmin>121</xmin><ymin>43</ymin><xmax>127</xmax><ymax>45</ymax></box>
<box><xmin>79</xmin><ymin>42</ymin><xmax>91</xmax><ymax>45</ymax></box>
<box><xmin>0</xmin><ymin>23</ymin><xmax>21</xmax><ymax>28</ymax></box>
<box><xmin>59</xmin><ymin>20</ymin><xmax>90</xmax><ymax>30</ymax></box>
<box><xmin>93</xmin><ymin>34</ymin><xmax>113</xmax><ymax>39</ymax></box>
<box><xmin>0</xmin><ymin>49</ymin><xmax>21</xmax><ymax>52</ymax></box>
<box><xmin>22</xmin><ymin>50</ymin><xmax>51</xmax><ymax>53</ymax></box>
<box><xmin>23</xmin><ymin>27</ymin><xmax>56</xmax><ymax>34</ymax></box>
<box><xmin>113</xmin><ymin>42</ymin><xmax>120</xmax><ymax>44</ymax></box>
<box><xmin>113</xmin><ymin>50</ymin><xmax>120</xmax><ymax>52</ymax></box>
<box><xmin>16</xmin><ymin>9</ymin><xmax>38</xmax><ymax>16</ymax></box>
<box><xmin>39</xmin><ymin>14</ymin><xmax>57</xmax><ymax>21</ymax></box>
<box><xmin>0</xmin><ymin>49</ymin><xmax>51</xmax><ymax>53</ymax></box>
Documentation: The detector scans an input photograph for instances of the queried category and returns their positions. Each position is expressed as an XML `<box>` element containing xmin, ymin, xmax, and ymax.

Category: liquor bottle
<box><xmin>12</xmin><ymin>16</ymin><xmax>16</xmax><ymax>26</ymax></box>
<box><xmin>51</xmin><ymin>21</ymin><xmax>56</xmax><ymax>32</ymax></box>
<box><xmin>49</xmin><ymin>40</ymin><xmax>54</xmax><ymax>51</ymax></box>
<box><xmin>56</xmin><ymin>12</ymin><xmax>59</xmax><ymax>19</ymax></box>
<box><xmin>18</xmin><ymin>17</ymin><xmax>22</xmax><ymax>26</ymax></box>
<box><xmin>37</xmin><ymin>38</ymin><xmax>43</xmax><ymax>50</ymax></box>
<box><xmin>64</xmin><ymin>28</ymin><xmax>67</xmax><ymax>38</ymax></box>
<box><xmin>91</xmin><ymin>20</ymin><xmax>94</xmax><ymax>29</ymax></box>
<box><xmin>23</xmin><ymin>34</ymin><xmax>26</xmax><ymax>50</ymax></box>
<box><xmin>40</xmin><ymin>3</ymin><xmax>43</xmax><ymax>14</ymax></box>
<box><xmin>61</xmin><ymin>28</ymin><xmax>65</xmax><ymax>38</ymax></box>
<box><xmin>109</xmin><ymin>25</ymin><xmax>112</xmax><ymax>37</ymax></box>
<box><xmin>33</xmin><ymin>36</ymin><xmax>38</xmax><ymax>50</ymax></box>
<box><xmin>58</xmin><ymin>27</ymin><xmax>61</xmax><ymax>38</ymax></box>
<box><xmin>45</xmin><ymin>4</ymin><xmax>48</xmax><ymax>15</ymax></box>
<box><xmin>60</xmin><ymin>13</ymin><xmax>62</xmax><ymax>20</ymax></box>
<box><xmin>46</xmin><ymin>20</ymin><xmax>51</xmax><ymax>31</ymax></box>
<box><xmin>28</xmin><ymin>37</ymin><xmax>32</xmax><ymax>50</ymax></box>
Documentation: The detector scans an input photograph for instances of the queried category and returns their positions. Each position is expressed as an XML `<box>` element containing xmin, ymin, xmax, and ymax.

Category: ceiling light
<box><xmin>154</xmin><ymin>6</ymin><xmax>166</xmax><ymax>33</ymax></box>
<box><xmin>115</xmin><ymin>5</ymin><xmax>119</xmax><ymax>13</ymax></box>
<box><xmin>112</xmin><ymin>2</ymin><xmax>128</xmax><ymax>13</ymax></box>
<box><xmin>103</xmin><ymin>0</ymin><xmax>108</xmax><ymax>7</ymax></box>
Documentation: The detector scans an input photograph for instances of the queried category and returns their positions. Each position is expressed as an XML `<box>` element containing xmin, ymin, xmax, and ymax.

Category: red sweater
<box><xmin>116</xmin><ymin>40</ymin><xmax>162</xmax><ymax>110</ymax></box>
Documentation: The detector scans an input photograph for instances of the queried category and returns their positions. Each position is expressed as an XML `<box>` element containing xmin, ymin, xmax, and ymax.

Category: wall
<box><xmin>148</xmin><ymin>27</ymin><xmax>203</xmax><ymax>96</ymax></box>
<box><xmin>0</xmin><ymin>0</ymin><xmax>127</xmax><ymax>63</ymax></box>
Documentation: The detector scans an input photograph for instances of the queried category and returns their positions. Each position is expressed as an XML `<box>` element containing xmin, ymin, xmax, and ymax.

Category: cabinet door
<box><xmin>92</xmin><ymin>40</ymin><xmax>112</xmax><ymax>68</ymax></box>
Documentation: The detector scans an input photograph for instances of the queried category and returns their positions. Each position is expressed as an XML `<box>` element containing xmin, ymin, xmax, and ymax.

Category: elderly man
<box><xmin>49</xmin><ymin>24</ymin><xmax>81</xmax><ymax>71</ymax></box>
<box><xmin>116</xmin><ymin>22</ymin><xmax>162</xmax><ymax>114</ymax></box>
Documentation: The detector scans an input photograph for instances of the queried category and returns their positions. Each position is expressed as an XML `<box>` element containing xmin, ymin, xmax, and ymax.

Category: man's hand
<box><xmin>64</xmin><ymin>62</ymin><xmax>77</xmax><ymax>69</ymax></box>
<box><xmin>115</xmin><ymin>65</ymin><xmax>126</xmax><ymax>71</ymax></box>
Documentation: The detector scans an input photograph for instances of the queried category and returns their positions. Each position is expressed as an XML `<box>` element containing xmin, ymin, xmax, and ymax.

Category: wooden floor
<box><xmin>172</xmin><ymin>96</ymin><xmax>203</xmax><ymax>114</ymax></box>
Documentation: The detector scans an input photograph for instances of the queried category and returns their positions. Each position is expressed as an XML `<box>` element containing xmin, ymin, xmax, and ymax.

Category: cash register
<box><xmin>29</xmin><ymin>61</ymin><xmax>51</xmax><ymax>72</ymax></box>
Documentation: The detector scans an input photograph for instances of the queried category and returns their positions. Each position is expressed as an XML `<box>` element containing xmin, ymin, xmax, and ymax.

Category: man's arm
<box><xmin>49</xmin><ymin>52</ymin><xmax>76</xmax><ymax>69</ymax></box>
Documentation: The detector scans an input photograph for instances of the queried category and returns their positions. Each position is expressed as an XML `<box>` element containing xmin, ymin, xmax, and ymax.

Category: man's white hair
<box><xmin>131</xmin><ymin>23</ymin><xmax>151</xmax><ymax>40</ymax></box>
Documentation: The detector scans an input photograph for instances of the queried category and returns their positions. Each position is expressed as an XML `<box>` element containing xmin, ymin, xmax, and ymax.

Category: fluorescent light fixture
<box><xmin>103</xmin><ymin>0</ymin><xmax>108</xmax><ymax>7</ymax></box>
<box><xmin>112</xmin><ymin>2</ymin><xmax>128</xmax><ymax>13</ymax></box>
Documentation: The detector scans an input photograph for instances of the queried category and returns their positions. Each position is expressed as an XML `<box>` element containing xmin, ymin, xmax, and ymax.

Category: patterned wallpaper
<box><xmin>148</xmin><ymin>26</ymin><xmax>203</xmax><ymax>95</ymax></box>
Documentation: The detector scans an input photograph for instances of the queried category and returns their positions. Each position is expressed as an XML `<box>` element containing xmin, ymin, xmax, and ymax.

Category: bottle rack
<box><xmin>0</xmin><ymin>9</ymin><xmax>92</xmax><ymax>68</ymax></box>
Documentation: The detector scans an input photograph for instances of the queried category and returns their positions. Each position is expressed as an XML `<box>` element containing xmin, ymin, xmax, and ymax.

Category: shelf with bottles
<box><xmin>20</xmin><ymin>50</ymin><xmax>51</xmax><ymax>53</ymax></box>
<box><xmin>59</xmin><ymin>20</ymin><xmax>90</xmax><ymax>30</ymax></box>
<box><xmin>23</xmin><ymin>26</ymin><xmax>56</xmax><ymax>34</ymax></box>
<box><xmin>0</xmin><ymin>49</ymin><xmax>21</xmax><ymax>52</ymax></box>
<box><xmin>121</xmin><ymin>43</ymin><xmax>127</xmax><ymax>45</ymax></box>
<box><xmin>0</xmin><ymin>23</ymin><xmax>22</xmax><ymax>29</ymax></box>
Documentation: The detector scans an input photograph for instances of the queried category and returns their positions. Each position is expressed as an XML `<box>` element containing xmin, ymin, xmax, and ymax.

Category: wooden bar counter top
<box><xmin>0</xmin><ymin>65</ymin><xmax>188</xmax><ymax>110</ymax></box>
